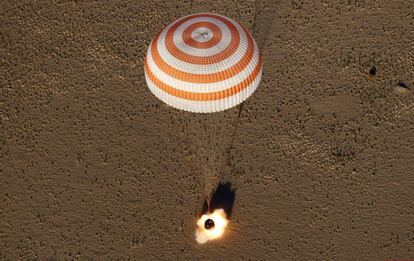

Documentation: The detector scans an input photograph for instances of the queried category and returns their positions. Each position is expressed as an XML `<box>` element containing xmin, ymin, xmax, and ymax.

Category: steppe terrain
<box><xmin>1</xmin><ymin>0</ymin><xmax>413</xmax><ymax>260</ymax></box>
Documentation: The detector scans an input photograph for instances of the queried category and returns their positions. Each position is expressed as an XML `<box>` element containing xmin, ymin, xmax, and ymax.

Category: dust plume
<box><xmin>195</xmin><ymin>209</ymin><xmax>229</xmax><ymax>244</ymax></box>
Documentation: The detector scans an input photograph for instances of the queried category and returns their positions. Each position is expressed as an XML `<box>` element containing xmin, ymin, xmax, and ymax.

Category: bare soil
<box><xmin>1</xmin><ymin>0</ymin><xmax>413</xmax><ymax>260</ymax></box>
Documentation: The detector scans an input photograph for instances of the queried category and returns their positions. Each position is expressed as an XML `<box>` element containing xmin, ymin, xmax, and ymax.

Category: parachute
<box><xmin>144</xmin><ymin>13</ymin><xmax>262</xmax><ymax>113</ymax></box>
<box><xmin>144</xmin><ymin>14</ymin><xmax>263</xmax><ymax>238</ymax></box>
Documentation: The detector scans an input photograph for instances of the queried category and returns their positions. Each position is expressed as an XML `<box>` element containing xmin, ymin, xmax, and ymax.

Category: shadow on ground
<box><xmin>202</xmin><ymin>182</ymin><xmax>236</xmax><ymax>218</ymax></box>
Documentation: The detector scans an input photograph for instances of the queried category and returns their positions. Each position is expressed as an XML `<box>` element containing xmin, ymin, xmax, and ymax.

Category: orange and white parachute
<box><xmin>144</xmin><ymin>13</ymin><xmax>263</xmax><ymax>113</ymax></box>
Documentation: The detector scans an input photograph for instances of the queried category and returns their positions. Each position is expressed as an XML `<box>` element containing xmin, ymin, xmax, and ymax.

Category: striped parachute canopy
<box><xmin>144</xmin><ymin>13</ymin><xmax>263</xmax><ymax>113</ymax></box>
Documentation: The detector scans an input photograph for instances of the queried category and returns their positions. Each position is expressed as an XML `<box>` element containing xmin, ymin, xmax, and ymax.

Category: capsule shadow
<box><xmin>202</xmin><ymin>182</ymin><xmax>236</xmax><ymax>218</ymax></box>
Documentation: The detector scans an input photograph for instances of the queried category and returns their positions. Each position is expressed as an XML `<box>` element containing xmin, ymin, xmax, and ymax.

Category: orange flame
<box><xmin>195</xmin><ymin>209</ymin><xmax>229</xmax><ymax>244</ymax></box>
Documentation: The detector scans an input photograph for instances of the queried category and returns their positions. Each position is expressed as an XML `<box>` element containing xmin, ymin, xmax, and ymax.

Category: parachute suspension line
<box><xmin>203</xmin><ymin>112</ymin><xmax>221</xmax><ymax>211</ymax></box>
<box><xmin>202</xmin><ymin>125</ymin><xmax>211</xmax><ymax>211</ymax></box>
<box><xmin>144</xmin><ymin>13</ymin><xmax>263</xmax><ymax>207</ymax></box>
<box><xmin>187</xmin><ymin>113</ymin><xmax>218</xmax><ymax>210</ymax></box>
<box><xmin>218</xmin><ymin>1</ymin><xmax>265</xmax><ymax>176</ymax></box>
<box><xmin>217</xmin><ymin>0</ymin><xmax>275</xmax><ymax>175</ymax></box>
<box><xmin>183</xmin><ymin>114</ymin><xmax>209</xmax><ymax>209</ymax></box>
<box><xmin>219</xmin><ymin>102</ymin><xmax>244</xmax><ymax>181</ymax></box>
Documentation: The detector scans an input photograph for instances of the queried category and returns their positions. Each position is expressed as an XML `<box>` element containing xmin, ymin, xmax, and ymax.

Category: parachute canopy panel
<box><xmin>144</xmin><ymin>13</ymin><xmax>263</xmax><ymax>113</ymax></box>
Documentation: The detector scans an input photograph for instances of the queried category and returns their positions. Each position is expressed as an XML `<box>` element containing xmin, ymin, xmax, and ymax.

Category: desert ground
<box><xmin>1</xmin><ymin>0</ymin><xmax>414</xmax><ymax>260</ymax></box>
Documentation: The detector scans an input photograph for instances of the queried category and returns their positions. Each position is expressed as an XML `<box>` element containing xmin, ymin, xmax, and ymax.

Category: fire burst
<box><xmin>195</xmin><ymin>209</ymin><xmax>229</xmax><ymax>244</ymax></box>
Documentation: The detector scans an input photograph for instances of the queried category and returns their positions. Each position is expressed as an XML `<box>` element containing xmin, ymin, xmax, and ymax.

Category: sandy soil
<box><xmin>1</xmin><ymin>0</ymin><xmax>413</xmax><ymax>260</ymax></box>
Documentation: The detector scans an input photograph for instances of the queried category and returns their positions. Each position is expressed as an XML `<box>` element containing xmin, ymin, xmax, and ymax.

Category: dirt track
<box><xmin>1</xmin><ymin>0</ymin><xmax>414</xmax><ymax>260</ymax></box>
